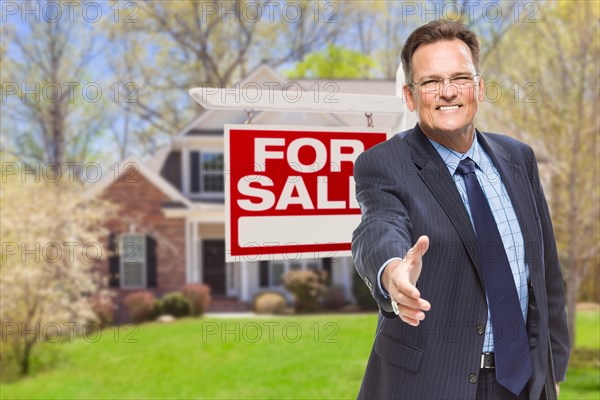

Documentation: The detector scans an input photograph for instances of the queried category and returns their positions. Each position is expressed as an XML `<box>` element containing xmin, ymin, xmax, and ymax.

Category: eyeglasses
<box><xmin>408</xmin><ymin>74</ymin><xmax>480</xmax><ymax>92</ymax></box>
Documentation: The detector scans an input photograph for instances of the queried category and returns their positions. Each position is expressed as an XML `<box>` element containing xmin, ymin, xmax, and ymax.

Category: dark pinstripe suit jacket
<box><xmin>351</xmin><ymin>125</ymin><xmax>570</xmax><ymax>400</ymax></box>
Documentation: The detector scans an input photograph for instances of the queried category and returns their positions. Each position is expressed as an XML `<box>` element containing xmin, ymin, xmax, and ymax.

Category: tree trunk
<box><xmin>20</xmin><ymin>341</ymin><xmax>32</xmax><ymax>376</ymax></box>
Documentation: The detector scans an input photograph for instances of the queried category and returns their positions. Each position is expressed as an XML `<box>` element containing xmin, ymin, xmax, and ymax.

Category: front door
<box><xmin>203</xmin><ymin>240</ymin><xmax>226</xmax><ymax>296</ymax></box>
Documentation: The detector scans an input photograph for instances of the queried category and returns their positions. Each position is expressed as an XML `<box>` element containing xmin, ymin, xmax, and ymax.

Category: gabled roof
<box><xmin>145</xmin><ymin>145</ymin><xmax>171</xmax><ymax>173</ymax></box>
<box><xmin>86</xmin><ymin>156</ymin><xmax>193</xmax><ymax>208</ymax></box>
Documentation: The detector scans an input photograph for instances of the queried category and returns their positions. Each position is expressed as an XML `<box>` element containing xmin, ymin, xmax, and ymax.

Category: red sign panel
<box><xmin>225</xmin><ymin>125</ymin><xmax>388</xmax><ymax>261</ymax></box>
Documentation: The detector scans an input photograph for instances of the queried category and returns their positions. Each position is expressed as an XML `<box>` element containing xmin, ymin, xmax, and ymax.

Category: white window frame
<box><xmin>185</xmin><ymin>149</ymin><xmax>224</xmax><ymax>200</ymax></box>
<box><xmin>120</xmin><ymin>234</ymin><xmax>147</xmax><ymax>289</ymax></box>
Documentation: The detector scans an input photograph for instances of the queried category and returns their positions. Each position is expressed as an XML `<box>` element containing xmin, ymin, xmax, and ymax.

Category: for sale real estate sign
<box><xmin>225</xmin><ymin>125</ymin><xmax>389</xmax><ymax>261</ymax></box>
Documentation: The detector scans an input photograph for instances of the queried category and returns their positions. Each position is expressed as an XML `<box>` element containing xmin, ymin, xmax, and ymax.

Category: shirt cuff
<box><xmin>377</xmin><ymin>257</ymin><xmax>403</xmax><ymax>299</ymax></box>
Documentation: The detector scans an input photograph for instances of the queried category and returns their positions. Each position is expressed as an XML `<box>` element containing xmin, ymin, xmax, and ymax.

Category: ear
<box><xmin>477</xmin><ymin>76</ymin><xmax>485</xmax><ymax>102</ymax></box>
<box><xmin>403</xmin><ymin>84</ymin><xmax>416</xmax><ymax>112</ymax></box>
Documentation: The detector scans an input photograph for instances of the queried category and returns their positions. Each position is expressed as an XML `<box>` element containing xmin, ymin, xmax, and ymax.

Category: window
<box><xmin>258</xmin><ymin>259</ymin><xmax>324</xmax><ymax>288</ymax></box>
<box><xmin>270</xmin><ymin>261</ymin><xmax>285</xmax><ymax>287</ymax></box>
<box><xmin>202</xmin><ymin>152</ymin><xmax>224</xmax><ymax>193</ymax></box>
<box><xmin>120</xmin><ymin>234</ymin><xmax>146</xmax><ymax>288</ymax></box>
<box><xmin>189</xmin><ymin>151</ymin><xmax>224</xmax><ymax>195</ymax></box>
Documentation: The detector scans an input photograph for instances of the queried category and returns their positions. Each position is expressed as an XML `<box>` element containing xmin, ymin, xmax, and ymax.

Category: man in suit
<box><xmin>352</xmin><ymin>20</ymin><xmax>570</xmax><ymax>399</ymax></box>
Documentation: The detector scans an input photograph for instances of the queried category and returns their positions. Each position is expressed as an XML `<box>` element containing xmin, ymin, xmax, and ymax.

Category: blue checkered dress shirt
<box><xmin>430</xmin><ymin>134</ymin><xmax>529</xmax><ymax>352</ymax></box>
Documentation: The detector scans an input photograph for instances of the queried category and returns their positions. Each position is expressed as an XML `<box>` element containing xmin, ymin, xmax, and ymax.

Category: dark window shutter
<box><xmin>108</xmin><ymin>233</ymin><xmax>120</xmax><ymax>288</ymax></box>
<box><xmin>191</xmin><ymin>151</ymin><xmax>200</xmax><ymax>192</ymax></box>
<box><xmin>146</xmin><ymin>235</ymin><xmax>157</xmax><ymax>287</ymax></box>
<box><xmin>322</xmin><ymin>258</ymin><xmax>332</xmax><ymax>285</ymax></box>
<box><xmin>259</xmin><ymin>261</ymin><xmax>269</xmax><ymax>288</ymax></box>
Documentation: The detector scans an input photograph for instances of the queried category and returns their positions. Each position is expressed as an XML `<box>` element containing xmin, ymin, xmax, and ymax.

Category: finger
<box><xmin>392</xmin><ymin>291</ymin><xmax>429</xmax><ymax>311</ymax></box>
<box><xmin>396</xmin><ymin>303</ymin><xmax>426</xmax><ymax>321</ymax></box>
<box><xmin>394</xmin><ymin>276</ymin><xmax>421</xmax><ymax>300</ymax></box>
<box><xmin>400</xmin><ymin>315</ymin><xmax>420</xmax><ymax>326</ymax></box>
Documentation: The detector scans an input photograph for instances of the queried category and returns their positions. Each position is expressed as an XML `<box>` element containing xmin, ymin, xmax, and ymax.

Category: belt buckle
<box><xmin>480</xmin><ymin>352</ymin><xmax>495</xmax><ymax>369</ymax></box>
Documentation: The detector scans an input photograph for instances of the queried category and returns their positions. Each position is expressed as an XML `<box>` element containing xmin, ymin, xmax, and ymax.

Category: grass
<box><xmin>1</xmin><ymin>314</ymin><xmax>374</xmax><ymax>399</ymax></box>
<box><xmin>1</xmin><ymin>311</ymin><xmax>598</xmax><ymax>399</ymax></box>
<box><xmin>560</xmin><ymin>310</ymin><xmax>600</xmax><ymax>400</ymax></box>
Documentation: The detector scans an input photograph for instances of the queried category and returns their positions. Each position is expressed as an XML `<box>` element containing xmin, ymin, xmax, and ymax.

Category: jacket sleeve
<box><xmin>526</xmin><ymin>146</ymin><xmax>571</xmax><ymax>382</ymax></box>
<box><xmin>351</xmin><ymin>149</ymin><xmax>413</xmax><ymax>318</ymax></box>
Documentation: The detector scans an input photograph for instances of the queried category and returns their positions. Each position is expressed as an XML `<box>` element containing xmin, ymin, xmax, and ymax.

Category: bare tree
<box><xmin>1</xmin><ymin>0</ymin><xmax>106</xmax><ymax>166</ymax></box>
<box><xmin>101</xmin><ymin>0</ymin><xmax>349</xmax><ymax>153</ymax></box>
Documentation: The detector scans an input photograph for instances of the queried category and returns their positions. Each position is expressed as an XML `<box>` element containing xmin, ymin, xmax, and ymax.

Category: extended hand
<box><xmin>383</xmin><ymin>235</ymin><xmax>431</xmax><ymax>326</ymax></box>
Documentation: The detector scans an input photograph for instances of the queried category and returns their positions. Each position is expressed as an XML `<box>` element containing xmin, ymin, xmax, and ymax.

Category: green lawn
<box><xmin>1</xmin><ymin>311</ymin><xmax>598</xmax><ymax>399</ymax></box>
<box><xmin>560</xmin><ymin>310</ymin><xmax>600</xmax><ymax>400</ymax></box>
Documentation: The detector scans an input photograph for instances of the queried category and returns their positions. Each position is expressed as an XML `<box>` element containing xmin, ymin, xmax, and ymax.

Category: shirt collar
<box><xmin>428</xmin><ymin>132</ymin><xmax>483</xmax><ymax>176</ymax></box>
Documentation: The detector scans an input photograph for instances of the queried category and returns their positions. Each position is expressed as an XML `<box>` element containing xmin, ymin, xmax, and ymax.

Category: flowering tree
<box><xmin>0</xmin><ymin>171</ymin><xmax>115</xmax><ymax>377</ymax></box>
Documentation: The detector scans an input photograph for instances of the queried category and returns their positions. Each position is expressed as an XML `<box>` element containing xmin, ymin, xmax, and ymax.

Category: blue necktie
<box><xmin>456</xmin><ymin>158</ymin><xmax>532</xmax><ymax>396</ymax></box>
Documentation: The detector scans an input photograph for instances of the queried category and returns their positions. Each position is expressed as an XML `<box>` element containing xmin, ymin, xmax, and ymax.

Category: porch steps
<box><xmin>209</xmin><ymin>297</ymin><xmax>251</xmax><ymax>312</ymax></box>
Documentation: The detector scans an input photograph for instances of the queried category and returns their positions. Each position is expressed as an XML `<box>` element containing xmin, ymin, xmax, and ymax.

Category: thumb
<box><xmin>406</xmin><ymin>235</ymin><xmax>429</xmax><ymax>263</ymax></box>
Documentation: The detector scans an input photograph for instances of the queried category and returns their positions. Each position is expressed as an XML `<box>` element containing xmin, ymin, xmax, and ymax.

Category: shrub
<box><xmin>182</xmin><ymin>284</ymin><xmax>211</xmax><ymax>317</ymax></box>
<box><xmin>90</xmin><ymin>295</ymin><xmax>115</xmax><ymax>327</ymax></box>
<box><xmin>253</xmin><ymin>291</ymin><xmax>287</xmax><ymax>314</ymax></box>
<box><xmin>352</xmin><ymin>270</ymin><xmax>379</xmax><ymax>310</ymax></box>
<box><xmin>282</xmin><ymin>269</ymin><xmax>328</xmax><ymax>313</ymax></box>
<box><xmin>321</xmin><ymin>286</ymin><xmax>347</xmax><ymax>311</ymax></box>
<box><xmin>151</xmin><ymin>298</ymin><xmax>164</xmax><ymax>320</ymax></box>
<box><xmin>161</xmin><ymin>292</ymin><xmax>191</xmax><ymax>318</ymax></box>
<box><xmin>124</xmin><ymin>291</ymin><xmax>156</xmax><ymax>323</ymax></box>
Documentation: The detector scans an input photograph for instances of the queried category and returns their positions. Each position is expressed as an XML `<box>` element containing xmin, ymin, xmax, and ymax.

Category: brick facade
<box><xmin>98</xmin><ymin>166</ymin><xmax>186</xmax><ymax>322</ymax></box>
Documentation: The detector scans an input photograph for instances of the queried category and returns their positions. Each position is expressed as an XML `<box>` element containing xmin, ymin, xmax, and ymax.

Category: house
<box><xmin>90</xmin><ymin>65</ymin><xmax>409</xmax><ymax>321</ymax></box>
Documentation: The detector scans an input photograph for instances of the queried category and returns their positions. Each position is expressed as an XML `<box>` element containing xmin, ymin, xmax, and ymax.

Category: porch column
<box><xmin>193</xmin><ymin>221</ymin><xmax>201</xmax><ymax>283</ymax></box>
<box><xmin>185</xmin><ymin>219</ymin><xmax>191</xmax><ymax>283</ymax></box>
<box><xmin>240</xmin><ymin>261</ymin><xmax>249</xmax><ymax>301</ymax></box>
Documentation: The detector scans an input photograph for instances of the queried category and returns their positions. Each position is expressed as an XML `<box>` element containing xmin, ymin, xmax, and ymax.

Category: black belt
<box><xmin>480</xmin><ymin>352</ymin><xmax>495</xmax><ymax>369</ymax></box>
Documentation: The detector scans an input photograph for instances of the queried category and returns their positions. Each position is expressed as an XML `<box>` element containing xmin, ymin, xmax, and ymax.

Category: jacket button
<box><xmin>468</xmin><ymin>373</ymin><xmax>478</xmax><ymax>384</ymax></box>
<box><xmin>476</xmin><ymin>324</ymin><xmax>485</xmax><ymax>335</ymax></box>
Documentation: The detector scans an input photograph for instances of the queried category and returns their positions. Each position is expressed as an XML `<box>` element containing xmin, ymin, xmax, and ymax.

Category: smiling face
<box><xmin>403</xmin><ymin>39</ymin><xmax>485</xmax><ymax>153</ymax></box>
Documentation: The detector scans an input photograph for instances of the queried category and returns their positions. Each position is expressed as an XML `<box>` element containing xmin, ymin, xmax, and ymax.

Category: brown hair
<box><xmin>401</xmin><ymin>20</ymin><xmax>481</xmax><ymax>84</ymax></box>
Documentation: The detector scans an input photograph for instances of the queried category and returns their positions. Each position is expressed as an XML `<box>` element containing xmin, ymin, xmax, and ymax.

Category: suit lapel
<box><xmin>406</xmin><ymin>125</ymin><xmax>484</xmax><ymax>285</ymax></box>
<box><xmin>476</xmin><ymin>132</ymin><xmax>540</xmax><ymax>274</ymax></box>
